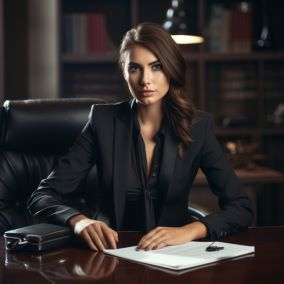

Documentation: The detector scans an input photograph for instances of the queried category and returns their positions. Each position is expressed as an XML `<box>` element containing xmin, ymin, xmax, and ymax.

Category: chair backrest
<box><xmin>0</xmin><ymin>98</ymin><xmax>105</xmax><ymax>234</ymax></box>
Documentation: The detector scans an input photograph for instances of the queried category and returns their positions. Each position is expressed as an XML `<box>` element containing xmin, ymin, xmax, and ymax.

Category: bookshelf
<box><xmin>59</xmin><ymin>0</ymin><xmax>134</xmax><ymax>102</ymax></box>
<box><xmin>0</xmin><ymin>0</ymin><xmax>283</xmax><ymax>224</ymax></box>
<box><xmin>58</xmin><ymin>0</ymin><xmax>186</xmax><ymax>101</ymax></box>
<box><xmin>57</xmin><ymin>0</ymin><xmax>284</xmax><ymax>171</ymax></box>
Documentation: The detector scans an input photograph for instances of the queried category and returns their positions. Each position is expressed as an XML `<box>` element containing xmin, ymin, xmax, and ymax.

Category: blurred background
<box><xmin>1</xmin><ymin>0</ymin><xmax>284</xmax><ymax>226</ymax></box>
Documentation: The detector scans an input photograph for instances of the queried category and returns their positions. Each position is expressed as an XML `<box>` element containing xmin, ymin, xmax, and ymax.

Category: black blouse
<box><xmin>122</xmin><ymin>113</ymin><xmax>165</xmax><ymax>232</ymax></box>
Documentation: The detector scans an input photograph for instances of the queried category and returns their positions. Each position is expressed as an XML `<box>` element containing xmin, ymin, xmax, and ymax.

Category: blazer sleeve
<box><xmin>27</xmin><ymin>106</ymin><xmax>97</xmax><ymax>225</ymax></box>
<box><xmin>198</xmin><ymin>114</ymin><xmax>253</xmax><ymax>240</ymax></box>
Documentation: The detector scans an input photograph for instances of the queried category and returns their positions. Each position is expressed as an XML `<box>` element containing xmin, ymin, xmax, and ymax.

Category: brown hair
<box><xmin>119</xmin><ymin>22</ymin><xmax>195</xmax><ymax>158</ymax></box>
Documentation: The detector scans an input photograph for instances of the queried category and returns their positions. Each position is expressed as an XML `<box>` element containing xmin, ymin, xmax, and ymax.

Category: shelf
<box><xmin>261</xmin><ymin>128</ymin><xmax>284</xmax><ymax>136</ymax></box>
<box><xmin>182</xmin><ymin>51</ymin><xmax>284</xmax><ymax>62</ymax></box>
<box><xmin>194</xmin><ymin>167</ymin><xmax>284</xmax><ymax>186</ymax></box>
<box><xmin>62</xmin><ymin>52</ymin><xmax>119</xmax><ymax>63</ymax></box>
<box><xmin>62</xmin><ymin>51</ymin><xmax>284</xmax><ymax>64</ymax></box>
<box><xmin>215</xmin><ymin>127</ymin><xmax>284</xmax><ymax>137</ymax></box>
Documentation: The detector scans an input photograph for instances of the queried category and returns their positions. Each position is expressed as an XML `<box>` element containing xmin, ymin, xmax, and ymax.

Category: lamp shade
<box><xmin>163</xmin><ymin>0</ymin><xmax>204</xmax><ymax>44</ymax></box>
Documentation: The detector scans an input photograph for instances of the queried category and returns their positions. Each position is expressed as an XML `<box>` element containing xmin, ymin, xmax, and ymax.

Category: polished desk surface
<box><xmin>1</xmin><ymin>227</ymin><xmax>284</xmax><ymax>284</ymax></box>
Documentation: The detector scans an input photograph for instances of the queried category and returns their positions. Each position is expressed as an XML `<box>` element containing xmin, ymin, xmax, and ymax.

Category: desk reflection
<box><xmin>2</xmin><ymin>228</ymin><xmax>284</xmax><ymax>284</ymax></box>
<box><xmin>5</xmin><ymin>248</ymin><xmax>119</xmax><ymax>282</ymax></box>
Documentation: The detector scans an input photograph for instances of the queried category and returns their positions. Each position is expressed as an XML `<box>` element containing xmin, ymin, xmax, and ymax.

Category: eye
<box><xmin>128</xmin><ymin>65</ymin><xmax>141</xmax><ymax>73</ymax></box>
<box><xmin>152</xmin><ymin>63</ymin><xmax>163</xmax><ymax>71</ymax></box>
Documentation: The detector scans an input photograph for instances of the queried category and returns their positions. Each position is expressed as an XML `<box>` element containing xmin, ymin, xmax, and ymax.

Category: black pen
<box><xmin>206</xmin><ymin>242</ymin><xmax>224</xmax><ymax>252</ymax></box>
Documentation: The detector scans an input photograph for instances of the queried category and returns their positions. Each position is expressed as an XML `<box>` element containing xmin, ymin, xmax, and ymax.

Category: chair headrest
<box><xmin>0</xmin><ymin>98</ymin><xmax>106</xmax><ymax>154</ymax></box>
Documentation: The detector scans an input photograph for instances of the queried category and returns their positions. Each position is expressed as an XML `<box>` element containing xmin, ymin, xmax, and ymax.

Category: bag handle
<box><xmin>5</xmin><ymin>236</ymin><xmax>29</xmax><ymax>250</ymax></box>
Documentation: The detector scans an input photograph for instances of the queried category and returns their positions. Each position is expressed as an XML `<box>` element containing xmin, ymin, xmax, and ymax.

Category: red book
<box><xmin>87</xmin><ymin>13</ymin><xmax>108</xmax><ymax>54</ymax></box>
<box><xmin>230</xmin><ymin>9</ymin><xmax>252</xmax><ymax>53</ymax></box>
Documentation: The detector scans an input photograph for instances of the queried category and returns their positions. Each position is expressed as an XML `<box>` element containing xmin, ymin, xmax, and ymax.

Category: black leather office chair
<box><xmin>0</xmin><ymin>98</ymin><xmax>104</xmax><ymax>234</ymax></box>
<box><xmin>187</xmin><ymin>205</ymin><xmax>206</xmax><ymax>221</ymax></box>
<box><xmin>0</xmin><ymin>98</ymin><xmax>206</xmax><ymax>235</ymax></box>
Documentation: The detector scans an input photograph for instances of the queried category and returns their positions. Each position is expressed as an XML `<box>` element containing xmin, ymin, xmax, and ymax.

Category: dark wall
<box><xmin>0</xmin><ymin>0</ymin><xmax>4</xmax><ymax>103</ymax></box>
<box><xmin>4</xmin><ymin>0</ymin><xmax>29</xmax><ymax>100</ymax></box>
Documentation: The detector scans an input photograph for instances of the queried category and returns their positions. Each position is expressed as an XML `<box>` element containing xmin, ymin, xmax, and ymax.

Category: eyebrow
<box><xmin>128</xmin><ymin>60</ymin><xmax>161</xmax><ymax>66</ymax></box>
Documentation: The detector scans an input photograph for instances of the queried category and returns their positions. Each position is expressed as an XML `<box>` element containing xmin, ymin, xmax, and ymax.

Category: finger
<box><xmin>113</xmin><ymin>230</ymin><xmax>119</xmax><ymax>243</ymax></box>
<box><xmin>92</xmin><ymin>224</ymin><xmax>108</xmax><ymax>248</ymax></box>
<box><xmin>90</xmin><ymin>222</ymin><xmax>117</xmax><ymax>249</ymax></box>
<box><xmin>137</xmin><ymin>230</ymin><xmax>165</xmax><ymax>250</ymax></box>
<box><xmin>101</xmin><ymin>225</ymin><xmax>118</xmax><ymax>249</ymax></box>
<box><xmin>144</xmin><ymin>232</ymin><xmax>172</xmax><ymax>250</ymax></box>
<box><xmin>153</xmin><ymin>241</ymin><xmax>167</xmax><ymax>250</ymax></box>
<box><xmin>81</xmin><ymin>229</ymin><xmax>98</xmax><ymax>251</ymax></box>
<box><xmin>137</xmin><ymin>228</ymin><xmax>160</xmax><ymax>248</ymax></box>
<box><xmin>140</xmin><ymin>235</ymin><xmax>165</xmax><ymax>250</ymax></box>
<box><xmin>86</xmin><ymin>226</ymin><xmax>106</xmax><ymax>251</ymax></box>
<box><xmin>111</xmin><ymin>229</ymin><xmax>119</xmax><ymax>248</ymax></box>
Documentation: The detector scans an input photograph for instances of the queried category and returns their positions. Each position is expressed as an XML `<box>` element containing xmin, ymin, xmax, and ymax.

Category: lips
<box><xmin>140</xmin><ymin>90</ymin><xmax>155</xmax><ymax>97</ymax></box>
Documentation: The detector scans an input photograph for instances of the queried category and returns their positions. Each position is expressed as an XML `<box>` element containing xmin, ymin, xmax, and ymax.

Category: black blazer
<box><xmin>28</xmin><ymin>100</ymin><xmax>253</xmax><ymax>240</ymax></box>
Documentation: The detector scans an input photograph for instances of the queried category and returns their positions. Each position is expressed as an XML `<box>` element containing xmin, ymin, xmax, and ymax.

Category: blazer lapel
<box><xmin>113</xmin><ymin>104</ymin><xmax>132</xmax><ymax>230</ymax></box>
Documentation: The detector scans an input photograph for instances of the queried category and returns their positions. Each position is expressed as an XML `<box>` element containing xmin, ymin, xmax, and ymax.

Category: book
<box><xmin>207</xmin><ymin>3</ymin><xmax>252</xmax><ymax>53</ymax></box>
<box><xmin>73</xmin><ymin>13</ymin><xmax>87</xmax><ymax>54</ymax></box>
<box><xmin>104</xmin><ymin>241</ymin><xmax>255</xmax><ymax>271</ymax></box>
<box><xmin>87</xmin><ymin>13</ymin><xmax>108</xmax><ymax>54</ymax></box>
<box><xmin>208</xmin><ymin>5</ymin><xmax>231</xmax><ymax>53</ymax></box>
<box><xmin>63</xmin><ymin>13</ymin><xmax>109</xmax><ymax>55</ymax></box>
<box><xmin>230</xmin><ymin>8</ymin><xmax>252</xmax><ymax>53</ymax></box>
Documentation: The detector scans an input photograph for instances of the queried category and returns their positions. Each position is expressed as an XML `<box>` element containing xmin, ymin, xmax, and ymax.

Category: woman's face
<box><xmin>122</xmin><ymin>44</ymin><xmax>170</xmax><ymax>107</ymax></box>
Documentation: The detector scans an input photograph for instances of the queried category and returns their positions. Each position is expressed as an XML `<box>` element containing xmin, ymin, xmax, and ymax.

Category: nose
<box><xmin>140</xmin><ymin>69</ymin><xmax>151</xmax><ymax>86</ymax></box>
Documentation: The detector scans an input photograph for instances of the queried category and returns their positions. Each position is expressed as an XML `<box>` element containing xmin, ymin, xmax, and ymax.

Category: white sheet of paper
<box><xmin>104</xmin><ymin>241</ymin><xmax>255</xmax><ymax>271</ymax></box>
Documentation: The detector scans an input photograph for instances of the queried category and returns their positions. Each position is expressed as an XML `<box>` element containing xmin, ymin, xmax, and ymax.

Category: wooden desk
<box><xmin>1</xmin><ymin>227</ymin><xmax>284</xmax><ymax>283</ymax></box>
<box><xmin>190</xmin><ymin>167</ymin><xmax>284</xmax><ymax>225</ymax></box>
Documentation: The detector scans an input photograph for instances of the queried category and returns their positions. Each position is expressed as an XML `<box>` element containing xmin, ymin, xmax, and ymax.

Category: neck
<box><xmin>137</xmin><ymin>103</ymin><xmax>164</xmax><ymax>130</ymax></box>
<box><xmin>137</xmin><ymin>103</ymin><xmax>164</xmax><ymax>142</ymax></box>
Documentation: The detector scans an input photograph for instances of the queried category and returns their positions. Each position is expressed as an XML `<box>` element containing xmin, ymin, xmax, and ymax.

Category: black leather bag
<box><xmin>4</xmin><ymin>223</ymin><xmax>72</xmax><ymax>251</ymax></box>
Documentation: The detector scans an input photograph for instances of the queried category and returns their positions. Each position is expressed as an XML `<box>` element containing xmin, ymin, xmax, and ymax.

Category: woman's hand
<box><xmin>68</xmin><ymin>215</ymin><xmax>118</xmax><ymax>251</ymax></box>
<box><xmin>136</xmin><ymin>221</ymin><xmax>207</xmax><ymax>251</ymax></box>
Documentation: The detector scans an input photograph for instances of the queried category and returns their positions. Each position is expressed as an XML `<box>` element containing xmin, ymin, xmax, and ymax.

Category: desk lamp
<box><xmin>163</xmin><ymin>0</ymin><xmax>204</xmax><ymax>44</ymax></box>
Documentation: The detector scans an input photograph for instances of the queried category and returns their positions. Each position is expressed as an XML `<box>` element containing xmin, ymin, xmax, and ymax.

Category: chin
<box><xmin>135</xmin><ymin>95</ymin><xmax>163</xmax><ymax>106</ymax></box>
<box><xmin>138</xmin><ymin>98</ymin><xmax>154</xmax><ymax>105</ymax></box>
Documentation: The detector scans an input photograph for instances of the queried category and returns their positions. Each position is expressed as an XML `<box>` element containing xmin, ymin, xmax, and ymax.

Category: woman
<box><xmin>28</xmin><ymin>22</ymin><xmax>253</xmax><ymax>251</ymax></box>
